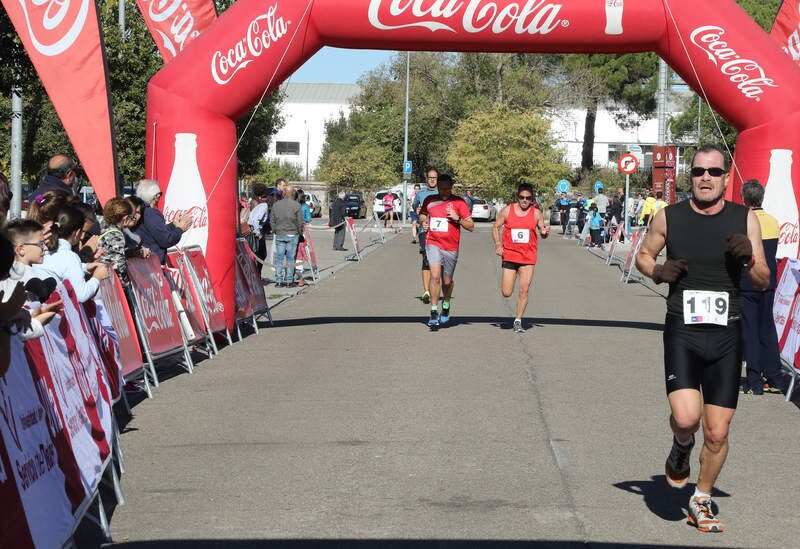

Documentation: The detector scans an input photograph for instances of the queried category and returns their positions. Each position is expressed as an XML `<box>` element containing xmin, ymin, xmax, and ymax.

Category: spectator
<box><xmin>383</xmin><ymin>191</ymin><xmax>395</xmax><ymax>230</ymax></box>
<box><xmin>247</xmin><ymin>183</ymin><xmax>271</xmax><ymax>263</ymax></box>
<box><xmin>609</xmin><ymin>195</ymin><xmax>624</xmax><ymax>242</ymax></box>
<box><xmin>134</xmin><ymin>179</ymin><xmax>192</xmax><ymax>264</ymax></box>
<box><xmin>557</xmin><ymin>192</ymin><xmax>571</xmax><ymax>235</ymax></box>
<box><xmin>72</xmin><ymin>200</ymin><xmax>101</xmax><ymax>262</ymax></box>
<box><xmin>739</xmin><ymin>179</ymin><xmax>785</xmax><ymax>395</ymax></box>
<box><xmin>593</xmin><ymin>184</ymin><xmax>610</xmax><ymax>218</ymax></box>
<box><xmin>0</xmin><ymin>232</ymin><xmax>27</xmax><ymax>374</ymax></box>
<box><xmin>275</xmin><ymin>178</ymin><xmax>288</xmax><ymax>199</ymax></box>
<box><xmin>330</xmin><ymin>190</ymin><xmax>347</xmax><ymax>251</ymax></box>
<box><xmin>100</xmin><ymin>198</ymin><xmax>150</xmax><ymax>285</ymax></box>
<box><xmin>124</xmin><ymin>196</ymin><xmax>148</xmax><ymax>253</ymax></box>
<box><xmin>588</xmin><ymin>203</ymin><xmax>603</xmax><ymax>248</ymax></box>
<box><xmin>0</xmin><ymin>172</ymin><xmax>10</xmax><ymax>228</ymax></box>
<box><xmin>639</xmin><ymin>191</ymin><xmax>657</xmax><ymax>227</ymax></box>
<box><xmin>29</xmin><ymin>155</ymin><xmax>78</xmax><ymax>202</ymax></box>
<box><xmin>634</xmin><ymin>193</ymin><xmax>645</xmax><ymax>226</ymax></box>
<box><xmin>626</xmin><ymin>193</ymin><xmax>636</xmax><ymax>231</ymax></box>
<box><xmin>651</xmin><ymin>191</ymin><xmax>668</xmax><ymax>221</ymax></box>
<box><xmin>26</xmin><ymin>189</ymin><xmax>73</xmax><ymax>243</ymax></box>
<box><xmin>5</xmin><ymin>218</ymin><xmax>61</xmax><ymax>316</ymax></box>
<box><xmin>294</xmin><ymin>189</ymin><xmax>313</xmax><ymax>286</ymax></box>
<box><xmin>33</xmin><ymin>204</ymin><xmax>109</xmax><ymax>303</ymax></box>
<box><xmin>464</xmin><ymin>189</ymin><xmax>475</xmax><ymax>211</ymax></box>
<box><xmin>410</xmin><ymin>184</ymin><xmax>421</xmax><ymax>243</ymax></box>
<box><xmin>575</xmin><ymin>192</ymin><xmax>587</xmax><ymax>234</ymax></box>
<box><xmin>270</xmin><ymin>184</ymin><xmax>304</xmax><ymax>287</ymax></box>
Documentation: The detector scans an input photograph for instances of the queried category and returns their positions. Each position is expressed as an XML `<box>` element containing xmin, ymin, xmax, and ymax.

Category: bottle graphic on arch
<box><xmin>605</xmin><ymin>0</ymin><xmax>623</xmax><ymax>35</ymax></box>
<box><xmin>163</xmin><ymin>133</ymin><xmax>209</xmax><ymax>253</ymax></box>
<box><xmin>762</xmin><ymin>148</ymin><xmax>798</xmax><ymax>259</ymax></box>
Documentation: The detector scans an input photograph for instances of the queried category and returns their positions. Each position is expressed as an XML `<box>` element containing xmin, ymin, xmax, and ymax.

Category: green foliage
<box><xmin>446</xmin><ymin>104</ymin><xmax>570</xmax><ymax>199</ymax></box>
<box><xmin>242</xmin><ymin>158</ymin><xmax>302</xmax><ymax>189</ymax></box>
<box><xmin>737</xmin><ymin>0</ymin><xmax>782</xmax><ymax>31</ymax></box>
<box><xmin>1</xmin><ymin>0</ymin><xmax>283</xmax><ymax>190</ymax></box>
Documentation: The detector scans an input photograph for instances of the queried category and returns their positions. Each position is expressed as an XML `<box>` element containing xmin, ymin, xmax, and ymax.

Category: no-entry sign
<box><xmin>618</xmin><ymin>154</ymin><xmax>639</xmax><ymax>174</ymax></box>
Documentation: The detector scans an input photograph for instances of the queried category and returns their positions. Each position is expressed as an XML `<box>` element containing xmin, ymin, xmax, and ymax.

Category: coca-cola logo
<box><xmin>367</xmin><ymin>0</ymin><xmax>565</xmax><ymax>35</ymax></box>
<box><xmin>164</xmin><ymin>205</ymin><xmax>209</xmax><ymax>229</ymax></box>
<box><xmin>211</xmin><ymin>3</ymin><xmax>290</xmax><ymax>85</ymax></box>
<box><xmin>779</xmin><ymin>221</ymin><xmax>800</xmax><ymax>246</ymax></box>
<box><xmin>690</xmin><ymin>26</ymin><xmax>778</xmax><ymax>102</ymax></box>
<box><xmin>140</xmin><ymin>0</ymin><xmax>202</xmax><ymax>57</ymax></box>
<box><xmin>137</xmin><ymin>272</ymin><xmax>175</xmax><ymax>332</ymax></box>
<box><xmin>17</xmin><ymin>0</ymin><xmax>90</xmax><ymax>57</ymax></box>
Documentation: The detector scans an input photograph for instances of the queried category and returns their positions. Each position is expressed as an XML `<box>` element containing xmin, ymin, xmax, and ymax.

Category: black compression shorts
<box><xmin>663</xmin><ymin>314</ymin><xmax>741</xmax><ymax>409</ymax></box>
<box><xmin>501</xmin><ymin>260</ymin><xmax>534</xmax><ymax>270</ymax></box>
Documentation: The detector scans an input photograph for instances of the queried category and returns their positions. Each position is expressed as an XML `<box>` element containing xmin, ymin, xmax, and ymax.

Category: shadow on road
<box><xmin>100</xmin><ymin>539</ymin><xmax>749</xmax><ymax>549</ymax></box>
<box><xmin>614</xmin><ymin>475</ymin><xmax>731</xmax><ymax>522</ymax></box>
<box><xmin>264</xmin><ymin>316</ymin><xmax>664</xmax><ymax>333</ymax></box>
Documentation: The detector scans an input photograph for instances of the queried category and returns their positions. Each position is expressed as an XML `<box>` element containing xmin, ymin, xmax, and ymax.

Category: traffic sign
<box><xmin>403</xmin><ymin>160</ymin><xmax>412</xmax><ymax>174</ymax></box>
<box><xmin>556</xmin><ymin>180</ymin><xmax>570</xmax><ymax>193</ymax></box>
<box><xmin>618</xmin><ymin>154</ymin><xmax>639</xmax><ymax>175</ymax></box>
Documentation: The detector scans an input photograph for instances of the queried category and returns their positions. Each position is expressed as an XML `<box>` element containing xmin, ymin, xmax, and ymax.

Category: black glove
<box><xmin>727</xmin><ymin>234</ymin><xmax>753</xmax><ymax>266</ymax></box>
<box><xmin>651</xmin><ymin>259</ymin><xmax>688</xmax><ymax>284</ymax></box>
<box><xmin>25</xmin><ymin>277</ymin><xmax>57</xmax><ymax>303</ymax></box>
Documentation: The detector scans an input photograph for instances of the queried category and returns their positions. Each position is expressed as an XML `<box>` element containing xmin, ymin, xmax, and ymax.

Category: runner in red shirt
<box><xmin>419</xmin><ymin>174</ymin><xmax>474</xmax><ymax>330</ymax></box>
<box><xmin>492</xmin><ymin>183</ymin><xmax>549</xmax><ymax>333</ymax></box>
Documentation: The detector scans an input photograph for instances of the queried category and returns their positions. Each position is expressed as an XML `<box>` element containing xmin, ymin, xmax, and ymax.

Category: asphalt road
<box><xmin>98</xmin><ymin>221</ymin><xmax>799</xmax><ymax>549</ymax></box>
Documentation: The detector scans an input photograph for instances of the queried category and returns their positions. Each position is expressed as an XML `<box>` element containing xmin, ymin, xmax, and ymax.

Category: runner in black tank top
<box><xmin>635</xmin><ymin>145</ymin><xmax>770</xmax><ymax>533</ymax></box>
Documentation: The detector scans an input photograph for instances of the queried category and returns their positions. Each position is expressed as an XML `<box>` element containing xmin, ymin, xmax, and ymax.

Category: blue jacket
<box><xmin>135</xmin><ymin>206</ymin><xmax>184</xmax><ymax>264</ymax></box>
<box><xmin>29</xmin><ymin>175</ymin><xmax>74</xmax><ymax>201</ymax></box>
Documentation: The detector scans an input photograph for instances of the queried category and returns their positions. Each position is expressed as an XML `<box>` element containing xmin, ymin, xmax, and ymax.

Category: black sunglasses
<box><xmin>690</xmin><ymin>167</ymin><xmax>727</xmax><ymax>177</ymax></box>
<box><xmin>518</xmin><ymin>195</ymin><xmax>533</xmax><ymax>200</ymax></box>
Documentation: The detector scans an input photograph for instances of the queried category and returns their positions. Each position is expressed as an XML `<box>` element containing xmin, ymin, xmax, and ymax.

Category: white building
<box><xmin>266</xmin><ymin>83</ymin><xmax>361</xmax><ymax>180</ymax></box>
<box><xmin>268</xmin><ymin>82</ymin><xmax>689</xmax><ymax>176</ymax></box>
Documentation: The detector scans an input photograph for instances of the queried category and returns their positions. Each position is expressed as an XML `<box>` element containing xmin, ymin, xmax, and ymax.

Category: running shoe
<box><xmin>513</xmin><ymin>319</ymin><xmax>525</xmax><ymax>333</ymax></box>
<box><xmin>440</xmin><ymin>303</ymin><xmax>450</xmax><ymax>324</ymax></box>
<box><xmin>688</xmin><ymin>496</ymin><xmax>724</xmax><ymax>532</ymax></box>
<box><xmin>763</xmin><ymin>383</ymin><xmax>783</xmax><ymax>394</ymax></box>
<box><xmin>422</xmin><ymin>291</ymin><xmax>431</xmax><ymax>304</ymax></box>
<box><xmin>428</xmin><ymin>310</ymin><xmax>439</xmax><ymax>330</ymax></box>
<box><xmin>665</xmin><ymin>434</ymin><xmax>694</xmax><ymax>489</ymax></box>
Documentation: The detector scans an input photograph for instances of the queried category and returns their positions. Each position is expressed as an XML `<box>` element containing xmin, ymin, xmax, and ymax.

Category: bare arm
<box><xmin>492</xmin><ymin>206</ymin><xmax>509</xmax><ymax>256</ymax></box>
<box><xmin>536</xmin><ymin>208</ymin><xmax>550</xmax><ymax>238</ymax></box>
<box><xmin>635</xmin><ymin>209</ymin><xmax>667</xmax><ymax>278</ymax></box>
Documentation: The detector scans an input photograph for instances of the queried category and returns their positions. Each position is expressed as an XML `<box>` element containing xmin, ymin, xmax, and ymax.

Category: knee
<box><xmin>518</xmin><ymin>287</ymin><xmax>529</xmax><ymax>300</ymax></box>
<box><xmin>671</xmin><ymin>412</ymin><xmax>700</xmax><ymax>434</ymax></box>
<box><xmin>502</xmin><ymin>288</ymin><xmax>513</xmax><ymax>298</ymax></box>
<box><xmin>702</xmin><ymin>424</ymin><xmax>730</xmax><ymax>452</ymax></box>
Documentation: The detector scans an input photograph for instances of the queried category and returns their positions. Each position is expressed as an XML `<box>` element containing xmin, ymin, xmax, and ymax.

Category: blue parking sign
<box><xmin>556</xmin><ymin>180</ymin><xmax>570</xmax><ymax>194</ymax></box>
<box><xmin>403</xmin><ymin>160</ymin><xmax>413</xmax><ymax>174</ymax></box>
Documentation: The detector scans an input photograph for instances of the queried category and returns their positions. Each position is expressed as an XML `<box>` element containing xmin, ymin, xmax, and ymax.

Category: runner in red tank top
<box><xmin>492</xmin><ymin>183</ymin><xmax>549</xmax><ymax>332</ymax></box>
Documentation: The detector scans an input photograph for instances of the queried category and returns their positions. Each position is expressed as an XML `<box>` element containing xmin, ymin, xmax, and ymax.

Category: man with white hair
<box><xmin>134</xmin><ymin>179</ymin><xmax>192</xmax><ymax>264</ymax></box>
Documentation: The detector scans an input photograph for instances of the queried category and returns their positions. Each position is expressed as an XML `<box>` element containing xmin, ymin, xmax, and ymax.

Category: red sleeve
<box><xmin>420</xmin><ymin>196</ymin><xmax>432</xmax><ymax>216</ymax></box>
<box><xmin>458</xmin><ymin>199</ymin><xmax>472</xmax><ymax>218</ymax></box>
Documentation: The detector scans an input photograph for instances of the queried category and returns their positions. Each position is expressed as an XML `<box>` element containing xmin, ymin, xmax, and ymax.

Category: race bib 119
<box><xmin>683</xmin><ymin>290</ymin><xmax>729</xmax><ymax>326</ymax></box>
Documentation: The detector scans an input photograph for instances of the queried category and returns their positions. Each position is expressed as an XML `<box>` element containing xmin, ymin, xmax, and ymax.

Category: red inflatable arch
<box><xmin>146</xmin><ymin>0</ymin><xmax>800</xmax><ymax>327</ymax></box>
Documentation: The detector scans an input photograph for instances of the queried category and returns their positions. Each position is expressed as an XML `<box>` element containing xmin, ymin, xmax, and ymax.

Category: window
<box><xmin>276</xmin><ymin>141</ymin><xmax>300</xmax><ymax>155</ymax></box>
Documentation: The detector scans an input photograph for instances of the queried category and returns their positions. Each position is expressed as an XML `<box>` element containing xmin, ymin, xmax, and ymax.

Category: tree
<box><xmin>667</xmin><ymin>0</ymin><xmax>781</xmax><ymax>164</ymax></box>
<box><xmin>446</xmin><ymin>103</ymin><xmax>571</xmax><ymax>199</ymax></box>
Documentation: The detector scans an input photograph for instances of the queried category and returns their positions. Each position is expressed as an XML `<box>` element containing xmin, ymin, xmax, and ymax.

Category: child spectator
<box><xmin>34</xmin><ymin>204</ymin><xmax>110</xmax><ymax>302</ymax></box>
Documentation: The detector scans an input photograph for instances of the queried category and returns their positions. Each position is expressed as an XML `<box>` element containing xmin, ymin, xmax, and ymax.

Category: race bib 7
<box><xmin>430</xmin><ymin>217</ymin><xmax>449</xmax><ymax>232</ymax></box>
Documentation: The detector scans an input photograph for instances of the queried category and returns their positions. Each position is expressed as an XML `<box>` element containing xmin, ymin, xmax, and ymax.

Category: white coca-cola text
<box><xmin>690</xmin><ymin>26</ymin><xmax>778</xmax><ymax>102</ymax></box>
<box><xmin>164</xmin><ymin>205</ymin><xmax>209</xmax><ymax>230</ymax></box>
<box><xmin>368</xmin><ymin>0</ymin><xmax>564</xmax><ymax>35</ymax></box>
<box><xmin>777</xmin><ymin>3</ymin><xmax>800</xmax><ymax>61</ymax></box>
<box><xmin>211</xmin><ymin>4</ymin><xmax>289</xmax><ymax>85</ymax></box>
<box><xmin>779</xmin><ymin>221</ymin><xmax>800</xmax><ymax>246</ymax></box>
<box><xmin>141</xmin><ymin>0</ymin><xmax>203</xmax><ymax>57</ymax></box>
<box><xmin>138</xmin><ymin>272</ymin><xmax>175</xmax><ymax>333</ymax></box>
<box><xmin>18</xmin><ymin>0</ymin><xmax>90</xmax><ymax>56</ymax></box>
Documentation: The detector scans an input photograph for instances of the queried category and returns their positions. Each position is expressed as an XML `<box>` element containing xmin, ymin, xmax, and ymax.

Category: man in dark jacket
<box><xmin>330</xmin><ymin>190</ymin><xmax>347</xmax><ymax>251</ymax></box>
<box><xmin>133</xmin><ymin>179</ymin><xmax>192</xmax><ymax>264</ymax></box>
<box><xmin>29</xmin><ymin>155</ymin><xmax>78</xmax><ymax>201</ymax></box>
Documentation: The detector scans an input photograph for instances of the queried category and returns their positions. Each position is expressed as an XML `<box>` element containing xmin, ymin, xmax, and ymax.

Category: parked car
<box><xmin>549</xmin><ymin>203</ymin><xmax>561</xmax><ymax>226</ymax></box>
<box><xmin>343</xmin><ymin>192</ymin><xmax>366</xmax><ymax>218</ymax></box>
<box><xmin>372</xmin><ymin>190</ymin><xmax>403</xmax><ymax>218</ymax></box>
<box><xmin>298</xmin><ymin>190</ymin><xmax>322</xmax><ymax>217</ymax></box>
<box><xmin>470</xmin><ymin>198</ymin><xmax>496</xmax><ymax>222</ymax></box>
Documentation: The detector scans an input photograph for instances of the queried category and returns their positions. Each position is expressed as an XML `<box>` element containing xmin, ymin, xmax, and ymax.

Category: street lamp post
<box><xmin>305</xmin><ymin>120</ymin><xmax>310</xmax><ymax>181</ymax></box>
<box><xmin>402</xmin><ymin>51</ymin><xmax>410</xmax><ymax>224</ymax></box>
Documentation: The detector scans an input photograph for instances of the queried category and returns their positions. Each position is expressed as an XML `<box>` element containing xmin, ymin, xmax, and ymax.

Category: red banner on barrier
<box><xmin>165</xmin><ymin>255</ymin><xmax>207</xmax><ymax>341</ymax></box>
<box><xmin>771</xmin><ymin>0</ymin><xmax>800</xmax><ymax>67</ymax></box>
<box><xmin>128</xmin><ymin>256</ymin><xmax>185</xmax><ymax>356</ymax></box>
<box><xmin>135</xmin><ymin>0</ymin><xmax>217</xmax><ymax>63</ymax></box>
<box><xmin>0</xmin><ymin>0</ymin><xmax>118</xmax><ymax>203</ymax></box>
<box><xmin>234</xmin><ymin>240</ymin><xmax>254</xmax><ymax>320</ymax></box>
<box><xmin>98</xmin><ymin>272</ymin><xmax>144</xmax><ymax>379</ymax></box>
<box><xmin>183</xmin><ymin>247</ymin><xmax>227</xmax><ymax>333</ymax></box>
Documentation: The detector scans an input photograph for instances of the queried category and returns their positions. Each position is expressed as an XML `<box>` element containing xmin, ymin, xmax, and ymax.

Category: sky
<box><xmin>289</xmin><ymin>47</ymin><xmax>397</xmax><ymax>84</ymax></box>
